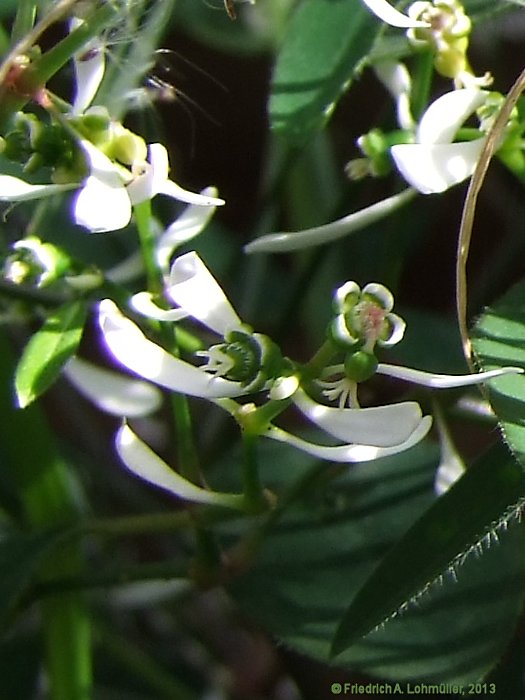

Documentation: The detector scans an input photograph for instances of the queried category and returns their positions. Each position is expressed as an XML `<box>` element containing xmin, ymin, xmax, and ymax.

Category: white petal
<box><xmin>360</xmin><ymin>0</ymin><xmax>429</xmax><ymax>27</ymax></box>
<box><xmin>374</xmin><ymin>61</ymin><xmax>414</xmax><ymax>130</ymax></box>
<box><xmin>362</xmin><ymin>282</ymin><xmax>394</xmax><ymax>311</ymax></box>
<box><xmin>417</xmin><ymin>89</ymin><xmax>488</xmax><ymax>144</ymax></box>
<box><xmin>116</xmin><ymin>423</ymin><xmax>244</xmax><ymax>509</ymax></box>
<box><xmin>130</xmin><ymin>291</ymin><xmax>189</xmax><ymax>322</ymax></box>
<box><xmin>74</xmin><ymin>174</ymin><xmax>131</xmax><ymax>231</ymax></box>
<box><xmin>167</xmin><ymin>252</ymin><xmax>241</xmax><ymax>336</ymax></box>
<box><xmin>0</xmin><ymin>176</ymin><xmax>76</xmax><ymax>201</ymax></box>
<box><xmin>75</xmin><ymin>140</ymin><xmax>131</xmax><ymax>231</ymax></box>
<box><xmin>244</xmin><ymin>188</ymin><xmax>416</xmax><ymax>253</ymax></box>
<box><xmin>155</xmin><ymin>189</ymin><xmax>219</xmax><ymax>272</ymax></box>
<box><xmin>157</xmin><ymin>178</ymin><xmax>226</xmax><ymax>207</ymax></box>
<box><xmin>126</xmin><ymin>143</ymin><xmax>225</xmax><ymax>207</ymax></box>
<box><xmin>377</xmin><ymin>363</ymin><xmax>524</xmax><ymax>388</ymax></box>
<box><xmin>64</xmin><ymin>356</ymin><xmax>162</xmax><ymax>416</ymax></box>
<box><xmin>292</xmin><ymin>388</ymin><xmax>424</xmax><ymax>447</ymax></box>
<box><xmin>390</xmin><ymin>140</ymin><xmax>485</xmax><ymax>193</ymax></box>
<box><xmin>264</xmin><ymin>416</ymin><xmax>432</xmax><ymax>463</ymax></box>
<box><xmin>70</xmin><ymin>18</ymin><xmax>105</xmax><ymax>114</ymax></box>
<box><xmin>99</xmin><ymin>299</ymin><xmax>246</xmax><ymax>398</ymax></box>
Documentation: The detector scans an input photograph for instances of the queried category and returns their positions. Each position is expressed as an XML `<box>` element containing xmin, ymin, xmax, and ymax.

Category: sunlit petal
<box><xmin>126</xmin><ymin>143</ymin><xmax>225</xmax><ymax>207</ymax></box>
<box><xmin>75</xmin><ymin>140</ymin><xmax>131</xmax><ymax>231</ymax></box>
<box><xmin>99</xmin><ymin>299</ymin><xmax>246</xmax><ymax>398</ymax></box>
<box><xmin>64</xmin><ymin>356</ymin><xmax>162</xmax><ymax>416</ymax></box>
<box><xmin>264</xmin><ymin>416</ymin><xmax>432</xmax><ymax>463</ymax></box>
<box><xmin>292</xmin><ymin>388</ymin><xmax>425</xmax><ymax>447</ymax></box>
<box><xmin>390</xmin><ymin>140</ymin><xmax>485</xmax><ymax>194</ymax></box>
<box><xmin>116</xmin><ymin>422</ymin><xmax>245</xmax><ymax>509</ymax></box>
<box><xmin>360</xmin><ymin>0</ymin><xmax>429</xmax><ymax>27</ymax></box>
<box><xmin>70</xmin><ymin>18</ymin><xmax>105</xmax><ymax>113</ymax></box>
<box><xmin>156</xmin><ymin>189</ymin><xmax>219</xmax><ymax>272</ymax></box>
<box><xmin>168</xmin><ymin>252</ymin><xmax>241</xmax><ymax>335</ymax></box>
<box><xmin>157</xmin><ymin>178</ymin><xmax>226</xmax><ymax>207</ymax></box>
<box><xmin>244</xmin><ymin>189</ymin><xmax>416</xmax><ymax>253</ymax></box>
<box><xmin>417</xmin><ymin>89</ymin><xmax>488</xmax><ymax>144</ymax></box>
<box><xmin>0</xmin><ymin>176</ymin><xmax>76</xmax><ymax>201</ymax></box>
<box><xmin>377</xmin><ymin>363</ymin><xmax>524</xmax><ymax>387</ymax></box>
<box><xmin>130</xmin><ymin>291</ymin><xmax>189</xmax><ymax>322</ymax></box>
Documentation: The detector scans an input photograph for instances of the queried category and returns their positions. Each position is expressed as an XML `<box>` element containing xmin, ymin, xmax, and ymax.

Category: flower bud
<box><xmin>344</xmin><ymin>350</ymin><xmax>378</xmax><ymax>383</ymax></box>
<box><xmin>4</xmin><ymin>237</ymin><xmax>70</xmax><ymax>287</ymax></box>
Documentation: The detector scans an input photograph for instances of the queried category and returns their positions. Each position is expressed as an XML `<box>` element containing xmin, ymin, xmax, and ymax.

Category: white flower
<box><xmin>376</xmin><ymin>362</ymin><xmax>523</xmax><ymax>387</ymax></box>
<box><xmin>116</xmin><ymin>422</ymin><xmax>245</xmax><ymax>509</ymax></box>
<box><xmin>390</xmin><ymin>88</ymin><xmax>488</xmax><ymax>193</ymax></box>
<box><xmin>70</xmin><ymin>17</ymin><xmax>105</xmax><ymax>114</ymax></box>
<box><xmin>263</xmin><ymin>417</ymin><xmax>432</xmax><ymax>463</ymax></box>
<box><xmin>360</xmin><ymin>0</ymin><xmax>430</xmax><ymax>27</ymax></box>
<box><xmin>291</xmin><ymin>388</ymin><xmax>429</xmax><ymax>448</ymax></box>
<box><xmin>74</xmin><ymin>141</ymin><xmax>224</xmax><ymax>233</ymax></box>
<box><xmin>374</xmin><ymin>61</ymin><xmax>414</xmax><ymax>130</ymax></box>
<box><xmin>130</xmin><ymin>249</ymin><xmax>243</xmax><ymax>330</ymax></box>
<box><xmin>244</xmin><ymin>188</ymin><xmax>416</xmax><ymax>254</ymax></box>
<box><xmin>99</xmin><ymin>298</ymin><xmax>247</xmax><ymax>399</ymax></box>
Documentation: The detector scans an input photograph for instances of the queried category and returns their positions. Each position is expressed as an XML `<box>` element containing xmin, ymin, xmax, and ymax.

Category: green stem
<box><xmin>0</xmin><ymin>332</ymin><xmax>91</xmax><ymax>699</ymax></box>
<box><xmin>32</xmin><ymin>559</ymin><xmax>190</xmax><ymax>598</ymax></box>
<box><xmin>241</xmin><ymin>431</ymin><xmax>267</xmax><ymax>513</ymax></box>
<box><xmin>133</xmin><ymin>200</ymin><xmax>201</xmax><ymax>482</ymax></box>
<box><xmin>303</xmin><ymin>339</ymin><xmax>338</xmax><ymax>379</ymax></box>
<box><xmin>0</xmin><ymin>1</ymin><xmax>118</xmax><ymax>129</ymax></box>
<box><xmin>10</xmin><ymin>0</ymin><xmax>37</xmax><ymax>46</ymax></box>
<box><xmin>133</xmin><ymin>199</ymin><xmax>163</xmax><ymax>294</ymax></box>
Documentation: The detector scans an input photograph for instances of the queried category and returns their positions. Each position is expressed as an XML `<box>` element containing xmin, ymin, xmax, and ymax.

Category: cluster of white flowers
<box><xmin>0</xmin><ymin>17</ymin><xmax>224</xmax><ymax>233</ymax></box>
<box><xmin>4</xmin><ymin>0</ymin><xmax>522</xmax><ymax>512</ymax></box>
<box><xmin>246</xmin><ymin>0</ymin><xmax>499</xmax><ymax>254</ymax></box>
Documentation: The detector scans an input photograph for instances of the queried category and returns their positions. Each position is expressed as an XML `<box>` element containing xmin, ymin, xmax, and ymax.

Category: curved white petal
<box><xmin>0</xmin><ymin>176</ymin><xmax>76</xmax><ymax>201</ymax></box>
<box><xmin>417</xmin><ymin>89</ymin><xmax>488</xmax><ymax>144</ymax></box>
<box><xmin>126</xmin><ymin>143</ymin><xmax>225</xmax><ymax>207</ymax></box>
<box><xmin>70</xmin><ymin>17</ymin><xmax>105</xmax><ymax>113</ymax></box>
<box><xmin>75</xmin><ymin>140</ymin><xmax>131</xmax><ymax>231</ymax></box>
<box><xmin>130</xmin><ymin>291</ymin><xmax>189</xmax><ymax>322</ymax></box>
<box><xmin>157</xmin><ymin>178</ymin><xmax>226</xmax><ymax>207</ymax></box>
<box><xmin>64</xmin><ymin>356</ymin><xmax>162</xmax><ymax>416</ymax></box>
<box><xmin>244</xmin><ymin>189</ymin><xmax>416</xmax><ymax>254</ymax></box>
<box><xmin>156</xmin><ymin>189</ymin><xmax>219</xmax><ymax>272</ymax></box>
<box><xmin>390</xmin><ymin>140</ymin><xmax>485</xmax><ymax>194</ymax></box>
<box><xmin>292</xmin><ymin>388</ymin><xmax>424</xmax><ymax>447</ymax></box>
<box><xmin>360</xmin><ymin>0</ymin><xmax>429</xmax><ymax>27</ymax></box>
<box><xmin>116</xmin><ymin>422</ymin><xmax>244</xmax><ymax>509</ymax></box>
<box><xmin>375</xmin><ymin>61</ymin><xmax>414</xmax><ymax>130</ymax></box>
<box><xmin>264</xmin><ymin>416</ymin><xmax>432</xmax><ymax>463</ymax></box>
<box><xmin>167</xmin><ymin>252</ymin><xmax>241</xmax><ymax>336</ymax></box>
<box><xmin>377</xmin><ymin>363</ymin><xmax>524</xmax><ymax>388</ymax></box>
<box><xmin>74</xmin><ymin>174</ymin><xmax>131</xmax><ymax>231</ymax></box>
<box><xmin>99</xmin><ymin>299</ymin><xmax>246</xmax><ymax>398</ymax></box>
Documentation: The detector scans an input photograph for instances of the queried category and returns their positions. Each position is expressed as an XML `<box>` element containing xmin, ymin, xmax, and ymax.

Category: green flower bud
<box><xmin>104</xmin><ymin>124</ymin><xmax>147</xmax><ymax>165</ymax></box>
<box><xmin>344</xmin><ymin>350</ymin><xmax>378</xmax><ymax>383</ymax></box>
<box><xmin>4</xmin><ymin>237</ymin><xmax>71</xmax><ymax>287</ymax></box>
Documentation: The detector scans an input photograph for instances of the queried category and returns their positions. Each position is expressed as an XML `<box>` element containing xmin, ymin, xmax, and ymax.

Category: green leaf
<box><xmin>471</xmin><ymin>278</ymin><xmax>525</xmax><ymax>466</ymax></box>
<box><xmin>229</xmin><ymin>440</ymin><xmax>525</xmax><ymax>683</ymax></box>
<box><xmin>269</xmin><ymin>0</ymin><xmax>379</xmax><ymax>145</ymax></box>
<box><xmin>15</xmin><ymin>301</ymin><xmax>88</xmax><ymax>408</ymax></box>
<box><xmin>331</xmin><ymin>442</ymin><xmax>525</xmax><ymax>659</ymax></box>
